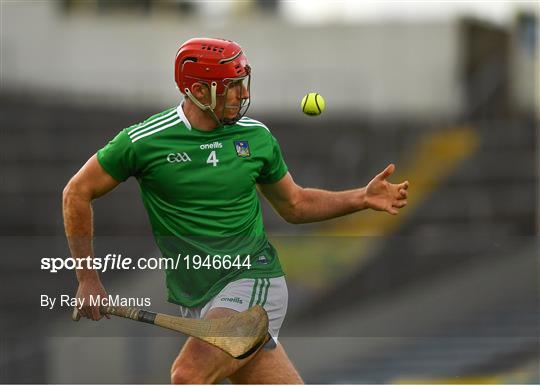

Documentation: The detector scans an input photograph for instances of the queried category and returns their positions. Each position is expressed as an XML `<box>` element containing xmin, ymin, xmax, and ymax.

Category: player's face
<box><xmin>217</xmin><ymin>78</ymin><xmax>250</xmax><ymax>120</ymax></box>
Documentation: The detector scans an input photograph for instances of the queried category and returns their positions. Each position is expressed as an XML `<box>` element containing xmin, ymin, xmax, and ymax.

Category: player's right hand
<box><xmin>365</xmin><ymin>163</ymin><xmax>409</xmax><ymax>215</ymax></box>
<box><xmin>75</xmin><ymin>277</ymin><xmax>109</xmax><ymax>321</ymax></box>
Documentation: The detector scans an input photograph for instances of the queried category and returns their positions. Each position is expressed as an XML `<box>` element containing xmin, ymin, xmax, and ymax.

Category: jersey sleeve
<box><xmin>96</xmin><ymin>129</ymin><xmax>138</xmax><ymax>182</ymax></box>
<box><xmin>257</xmin><ymin>134</ymin><xmax>288</xmax><ymax>184</ymax></box>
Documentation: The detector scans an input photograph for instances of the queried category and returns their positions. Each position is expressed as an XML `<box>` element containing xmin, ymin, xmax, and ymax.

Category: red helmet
<box><xmin>175</xmin><ymin>37</ymin><xmax>250</xmax><ymax>95</ymax></box>
<box><xmin>174</xmin><ymin>37</ymin><xmax>251</xmax><ymax>126</ymax></box>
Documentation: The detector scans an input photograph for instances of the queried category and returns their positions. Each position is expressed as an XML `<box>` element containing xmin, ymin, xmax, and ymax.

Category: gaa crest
<box><xmin>234</xmin><ymin>141</ymin><xmax>250</xmax><ymax>157</ymax></box>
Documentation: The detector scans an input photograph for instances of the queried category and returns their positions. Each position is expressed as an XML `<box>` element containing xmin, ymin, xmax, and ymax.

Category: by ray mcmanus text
<box><xmin>41</xmin><ymin>294</ymin><xmax>152</xmax><ymax>310</ymax></box>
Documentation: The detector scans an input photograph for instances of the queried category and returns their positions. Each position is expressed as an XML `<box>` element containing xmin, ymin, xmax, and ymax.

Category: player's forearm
<box><xmin>62</xmin><ymin>185</ymin><xmax>100</xmax><ymax>283</ymax></box>
<box><xmin>289</xmin><ymin>187</ymin><xmax>367</xmax><ymax>223</ymax></box>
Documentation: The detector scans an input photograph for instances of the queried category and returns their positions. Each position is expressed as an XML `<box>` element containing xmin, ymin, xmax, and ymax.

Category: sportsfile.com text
<box><xmin>41</xmin><ymin>254</ymin><xmax>252</xmax><ymax>273</ymax></box>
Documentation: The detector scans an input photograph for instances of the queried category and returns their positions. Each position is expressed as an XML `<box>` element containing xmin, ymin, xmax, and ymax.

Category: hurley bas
<box><xmin>41</xmin><ymin>294</ymin><xmax>151</xmax><ymax>310</ymax></box>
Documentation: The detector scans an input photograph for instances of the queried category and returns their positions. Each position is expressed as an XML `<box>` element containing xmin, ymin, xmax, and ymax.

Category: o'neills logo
<box><xmin>200</xmin><ymin>141</ymin><xmax>223</xmax><ymax>150</ymax></box>
<box><xmin>220</xmin><ymin>296</ymin><xmax>243</xmax><ymax>304</ymax></box>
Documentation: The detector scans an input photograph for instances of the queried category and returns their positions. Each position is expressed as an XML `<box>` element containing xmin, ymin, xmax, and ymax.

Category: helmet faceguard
<box><xmin>175</xmin><ymin>38</ymin><xmax>251</xmax><ymax>126</ymax></box>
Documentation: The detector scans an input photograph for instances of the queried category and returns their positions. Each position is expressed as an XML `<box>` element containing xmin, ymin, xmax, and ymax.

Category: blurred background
<box><xmin>1</xmin><ymin>0</ymin><xmax>538</xmax><ymax>383</ymax></box>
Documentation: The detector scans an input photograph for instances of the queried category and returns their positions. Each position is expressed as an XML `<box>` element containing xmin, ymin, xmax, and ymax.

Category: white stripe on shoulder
<box><xmin>131</xmin><ymin>118</ymin><xmax>181</xmax><ymax>143</ymax></box>
<box><xmin>236</xmin><ymin>122</ymin><xmax>271</xmax><ymax>132</ymax></box>
<box><xmin>129</xmin><ymin>113</ymin><xmax>178</xmax><ymax>139</ymax></box>
<box><xmin>237</xmin><ymin>118</ymin><xmax>270</xmax><ymax>132</ymax></box>
<box><xmin>239</xmin><ymin>116</ymin><xmax>264</xmax><ymax>124</ymax></box>
<box><xmin>128</xmin><ymin>109</ymin><xmax>176</xmax><ymax>136</ymax></box>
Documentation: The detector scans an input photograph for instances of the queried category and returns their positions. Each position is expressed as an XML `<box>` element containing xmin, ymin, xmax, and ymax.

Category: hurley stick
<box><xmin>72</xmin><ymin>305</ymin><xmax>269</xmax><ymax>359</ymax></box>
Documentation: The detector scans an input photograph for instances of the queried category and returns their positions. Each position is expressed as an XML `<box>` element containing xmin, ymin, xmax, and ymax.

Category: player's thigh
<box><xmin>228</xmin><ymin>343</ymin><xmax>303</xmax><ymax>384</ymax></box>
<box><xmin>171</xmin><ymin>307</ymin><xmax>260</xmax><ymax>383</ymax></box>
<box><xmin>172</xmin><ymin>277</ymin><xmax>289</xmax><ymax>383</ymax></box>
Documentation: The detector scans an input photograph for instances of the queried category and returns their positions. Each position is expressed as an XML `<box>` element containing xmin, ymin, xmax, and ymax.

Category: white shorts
<box><xmin>179</xmin><ymin>276</ymin><xmax>288</xmax><ymax>348</ymax></box>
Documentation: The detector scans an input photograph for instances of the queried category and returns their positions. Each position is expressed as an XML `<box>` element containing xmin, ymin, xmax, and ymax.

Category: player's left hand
<box><xmin>365</xmin><ymin>163</ymin><xmax>409</xmax><ymax>215</ymax></box>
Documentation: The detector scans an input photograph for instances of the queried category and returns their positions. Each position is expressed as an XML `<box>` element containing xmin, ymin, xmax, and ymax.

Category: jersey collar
<box><xmin>176</xmin><ymin>103</ymin><xmax>192</xmax><ymax>131</ymax></box>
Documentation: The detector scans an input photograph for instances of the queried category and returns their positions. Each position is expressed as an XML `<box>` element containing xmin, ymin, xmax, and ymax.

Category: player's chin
<box><xmin>224</xmin><ymin>107</ymin><xmax>240</xmax><ymax>118</ymax></box>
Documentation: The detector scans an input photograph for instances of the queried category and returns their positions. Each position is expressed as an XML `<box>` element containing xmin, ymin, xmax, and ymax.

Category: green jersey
<box><xmin>97</xmin><ymin>105</ymin><xmax>287</xmax><ymax>307</ymax></box>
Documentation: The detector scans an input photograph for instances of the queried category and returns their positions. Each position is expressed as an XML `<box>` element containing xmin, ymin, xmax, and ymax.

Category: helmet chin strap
<box><xmin>184</xmin><ymin>82</ymin><xmax>223</xmax><ymax>127</ymax></box>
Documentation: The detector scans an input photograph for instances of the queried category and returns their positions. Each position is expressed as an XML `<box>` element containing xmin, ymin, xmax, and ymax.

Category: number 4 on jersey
<box><xmin>206</xmin><ymin>151</ymin><xmax>219</xmax><ymax>167</ymax></box>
